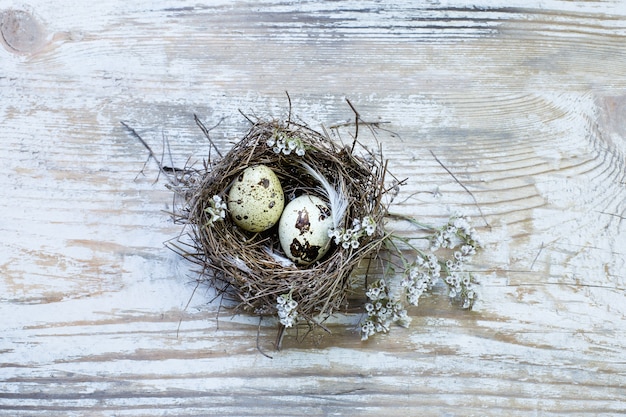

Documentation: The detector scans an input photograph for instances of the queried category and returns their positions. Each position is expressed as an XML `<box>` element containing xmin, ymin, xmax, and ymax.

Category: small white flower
<box><xmin>366</xmin><ymin>287</ymin><xmax>381</xmax><ymax>301</ymax></box>
<box><xmin>276</xmin><ymin>293</ymin><xmax>298</xmax><ymax>328</ymax></box>
<box><xmin>362</xmin><ymin>216</ymin><xmax>376</xmax><ymax>236</ymax></box>
<box><xmin>461</xmin><ymin>244</ymin><xmax>476</xmax><ymax>256</ymax></box>
<box><xmin>395</xmin><ymin>309</ymin><xmax>412</xmax><ymax>328</ymax></box>
<box><xmin>204</xmin><ymin>195</ymin><xmax>227</xmax><ymax>227</ymax></box>
<box><xmin>361</xmin><ymin>320</ymin><xmax>376</xmax><ymax>341</ymax></box>
<box><xmin>361</xmin><ymin>278</ymin><xmax>413</xmax><ymax>340</ymax></box>
<box><xmin>268</xmin><ymin>131</ymin><xmax>306</xmax><ymax>156</ymax></box>
<box><xmin>402</xmin><ymin>262</ymin><xmax>434</xmax><ymax>307</ymax></box>
<box><xmin>331</xmin><ymin>215</ymin><xmax>377</xmax><ymax>251</ymax></box>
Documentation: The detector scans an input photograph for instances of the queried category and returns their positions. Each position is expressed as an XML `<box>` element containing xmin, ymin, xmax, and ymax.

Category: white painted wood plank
<box><xmin>1</xmin><ymin>1</ymin><xmax>626</xmax><ymax>415</ymax></box>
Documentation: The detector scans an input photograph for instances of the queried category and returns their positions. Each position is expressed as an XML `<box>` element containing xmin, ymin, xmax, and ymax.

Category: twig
<box><xmin>194</xmin><ymin>114</ymin><xmax>224</xmax><ymax>160</ymax></box>
<box><xmin>274</xmin><ymin>324</ymin><xmax>286</xmax><ymax>352</ymax></box>
<box><xmin>257</xmin><ymin>317</ymin><xmax>273</xmax><ymax>359</ymax></box>
<box><xmin>176</xmin><ymin>280</ymin><xmax>201</xmax><ymax>339</ymax></box>
<box><xmin>338</xmin><ymin>99</ymin><xmax>400</xmax><ymax>150</ymax></box>
<box><xmin>162</xmin><ymin>130</ymin><xmax>174</xmax><ymax>174</ymax></box>
<box><xmin>238</xmin><ymin>109</ymin><xmax>255</xmax><ymax>124</ymax></box>
<box><xmin>329</xmin><ymin>120</ymin><xmax>391</xmax><ymax>129</ymax></box>
<box><xmin>530</xmin><ymin>242</ymin><xmax>544</xmax><ymax>271</ymax></box>
<box><xmin>598</xmin><ymin>210</ymin><xmax>626</xmax><ymax>220</ymax></box>
<box><xmin>345</xmin><ymin>98</ymin><xmax>360</xmax><ymax>153</ymax></box>
<box><xmin>121</xmin><ymin>121</ymin><xmax>169</xmax><ymax>177</ymax></box>
<box><xmin>430</xmin><ymin>150</ymin><xmax>490</xmax><ymax>229</ymax></box>
<box><xmin>285</xmin><ymin>90</ymin><xmax>292</xmax><ymax>124</ymax></box>
<box><xmin>122</xmin><ymin>121</ymin><xmax>195</xmax><ymax>183</ymax></box>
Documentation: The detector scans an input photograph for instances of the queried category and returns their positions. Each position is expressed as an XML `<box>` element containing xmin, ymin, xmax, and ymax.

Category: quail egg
<box><xmin>227</xmin><ymin>165</ymin><xmax>284</xmax><ymax>232</ymax></box>
<box><xmin>278</xmin><ymin>194</ymin><xmax>333</xmax><ymax>266</ymax></box>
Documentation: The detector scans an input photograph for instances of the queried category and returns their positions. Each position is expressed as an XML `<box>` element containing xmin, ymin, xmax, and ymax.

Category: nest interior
<box><xmin>172</xmin><ymin>118</ymin><xmax>391</xmax><ymax>325</ymax></box>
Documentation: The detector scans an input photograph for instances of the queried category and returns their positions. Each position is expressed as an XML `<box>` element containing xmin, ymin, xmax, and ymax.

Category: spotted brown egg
<box><xmin>227</xmin><ymin>165</ymin><xmax>284</xmax><ymax>232</ymax></box>
<box><xmin>278</xmin><ymin>195</ymin><xmax>334</xmax><ymax>266</ymax></box>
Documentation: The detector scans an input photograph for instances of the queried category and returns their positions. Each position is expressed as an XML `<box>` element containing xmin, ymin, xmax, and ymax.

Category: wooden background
<box><xmin>2</xmin><ymin>1</ymin><xmax>626</xmax><ymax>415</ymax></box>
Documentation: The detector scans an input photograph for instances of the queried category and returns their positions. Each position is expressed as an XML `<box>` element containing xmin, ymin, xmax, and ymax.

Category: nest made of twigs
<box><xmin>171</xmin><ymin>116</ymin><xmax>392</xmax><ymax>328</ymax></box>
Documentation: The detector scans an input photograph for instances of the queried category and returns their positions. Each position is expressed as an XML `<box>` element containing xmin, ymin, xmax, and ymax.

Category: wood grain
<box><xmin>1</xmin><ymin>1</ymin><xmax>626</xmax><ymax>415</ymax></box>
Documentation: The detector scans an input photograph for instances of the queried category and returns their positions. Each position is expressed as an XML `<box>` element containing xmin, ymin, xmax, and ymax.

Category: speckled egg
<box><xmin>278</xmin><ymin>195</ymin><xmax>334</xmax><ymax>266</ymax></box>
<box><xmin>227</xmin><ymin>165</ymin><xmax>284</xmax><ymax>233</ymax></box>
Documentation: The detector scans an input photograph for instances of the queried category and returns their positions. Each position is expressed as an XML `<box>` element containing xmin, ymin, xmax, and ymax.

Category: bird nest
<box><xmin>169</xmin><ymin>115</ymin><xmax>394</xmax><ymax>336</ymax></box>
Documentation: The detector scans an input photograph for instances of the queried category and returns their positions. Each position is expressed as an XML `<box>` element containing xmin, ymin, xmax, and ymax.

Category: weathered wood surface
<box><xmin>2</xmin><ymin>1</ymin><xmax>626</xmax><ymax>415</ymax></box>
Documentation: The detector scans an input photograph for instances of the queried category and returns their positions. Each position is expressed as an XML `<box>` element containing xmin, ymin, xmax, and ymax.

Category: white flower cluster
<box><xmin>266</xmin><ymin>130</ymin><xmax>306</xmax><ymax>156</ymax></box>
<box><xmin>360</xmin><ymin>279</ymin><xmax>411</xmax><ymax>341</ymax></box>
<box><xmin>400</xmin><ymin>215</ymin><xmax>481</xmax><ymax>311</ymax></box>
<box><xmin>356</xmin><ymin>215</ymin><xmax>482</xmax><ymax>341</ymax></box>
<box><xmin>401</xmin><ymin>253</ymin><xmax>441</xmax><ymax>306</ymax></box>
<box><xmin>430</xmin><ymin>215</ymin><xmax>481</xmax><ymax>251</ymax></box>
<box><xmin>276</xmin><ymin>293</ymin><xmax>299</xmax><ymax>328</ymax></box>
<box><xmin>328</xmin><ymin>216</ymin><xmax>376</xmax><ymax>250</ymax></box>
<box><xmin>204</xmin><ymin>195</ymin><xmax>227</xmax><ymax>226</ymax></box>
<box><xmin>429</xmin><ymin>215</ymin><xmax>481</xmax><ymax>309</ymax></box>
<box><xmin>444</xmin><ymin>243</ymin><xmax>478</xmax><ymax>309</ymax></box>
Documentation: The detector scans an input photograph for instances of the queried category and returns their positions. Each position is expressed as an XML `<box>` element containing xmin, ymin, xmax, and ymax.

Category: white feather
<box><xmin>264</xmin><ymin>247</ymin><xmax>295</xmax><ymax>268</ymax></box>
<box><xmin>226</xmin><ymin>256</ymin><xmax>252</xmax><ymax>274</ymax></box>
<box><xmin>301</xmin><ymin>162</ymin><xmax>348</xmax><ymax>229</ymax></box>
